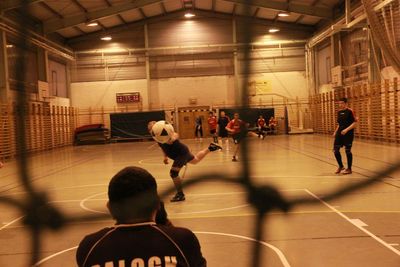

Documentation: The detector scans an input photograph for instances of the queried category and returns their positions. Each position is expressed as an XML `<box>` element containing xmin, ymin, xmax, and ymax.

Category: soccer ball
<box><xmin>150</xmin><ymin>120</ymin><xmax>174</xmax><ymax>143</ymax></box>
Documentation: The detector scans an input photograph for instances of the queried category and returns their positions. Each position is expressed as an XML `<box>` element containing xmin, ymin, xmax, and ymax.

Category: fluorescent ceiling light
<box><xmin>101</xmin><ymin>36</ymin><xmax>112</xmax><ymax>41</ymax></box>
<box><xmin>278</xmin><ymin>11</ymin><xmax>290</xmax><ymax>17</ymax></box>
<box><xmin>269</xmin><ymin>28</ymin><xmax>280</xmax><ymax>33</ymax></box>
<box><xmin>184</xmin><ymin>12</ymin><xmax>195</xmax><ymax>18</ymax></box>
<box><xmin>86</xmin><ymin>22</ymin><xmax>98</xmax><ymax>27</ymax></box>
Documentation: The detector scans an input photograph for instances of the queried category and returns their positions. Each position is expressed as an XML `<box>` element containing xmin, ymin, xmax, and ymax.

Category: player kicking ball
<box><xmin>148</xmin><ymin>120</ymin><xmax>222</xmax><ymax>202</ymax></box>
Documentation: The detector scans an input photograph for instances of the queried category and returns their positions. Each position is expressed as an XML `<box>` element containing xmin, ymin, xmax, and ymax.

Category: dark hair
<box><xmin>108</xmin><ymin>166</ymin><xmax>159</xmax><ymax>222</ymax></box>
<box><xmin>339</xmin><ymin>97</ymin><xmax>348</xmax><ymax>103</ymax></box>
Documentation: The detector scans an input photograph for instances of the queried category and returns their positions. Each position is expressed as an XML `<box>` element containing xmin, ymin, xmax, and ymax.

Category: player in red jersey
<box><xmin>225</xmin><ymin>112</ymin><xmax>247</xmax><ymax>162</ymax></box>
<box><xmin>256</xmin><ymin>115</ymin><xmax>267</xmax><ymax>139</ymax></box>
<box><xmin>268</xmin><ymin>116</ymin><xmax>277</xmax><ymax>134</ymax></box>
<box><xmin>207</xmin><ymin>111</ymin><xmax>218</xmax><ymax>143</ymax></box>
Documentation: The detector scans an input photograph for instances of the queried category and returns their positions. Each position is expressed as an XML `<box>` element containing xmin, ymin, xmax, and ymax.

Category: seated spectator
<box><xmin>76</xmin><ymin>166</ymin><xmax>207</xmax><ymax>267</ymax></box>
<box><xmin>256</xmin><ymin>115</ymin><xmax>267</xmax><ymax>139</ymax></box>
<box><xmin>269</xmin><ymin>116</ymin><xmax>278</xmax><ymax>133</ymax></box>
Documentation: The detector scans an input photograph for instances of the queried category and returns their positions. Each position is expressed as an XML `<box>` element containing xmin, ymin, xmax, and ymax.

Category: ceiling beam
<box><xmin>0</xmin><ymin>0</ymin><xmax>44</xmax><ymax>12</ymax></box>
<box><xmin>295</xmin><ymin>0</ymin><xmax>321</xmax><ymax>24</ymax></box>
<box><xmin>43</xmin><ymin>0</ymin><xmax>162</xmax><ymax>34</ymax></box>
<box><xmin>222</xmin><ymin>0</ymin><xmax>332</xmax><ymax>19</ymax></box>
<box><xmin>102</xmin><ymin>0</ymin><xmax>127</xmax><ymax>24</ymax></box>
<box><xmin>67</xmin><ymin>8</ymin><xmax>314</xmax><ymax>45</ymax></box>
<box><xmin>40</xmin><ymin>2</ymin><xmax>63</xmax><ymax>19</ymax></box>
<box><xmin>71</xmin><ymin>0</ymin><xmax>88</xmax><ymax>13</ymax></box>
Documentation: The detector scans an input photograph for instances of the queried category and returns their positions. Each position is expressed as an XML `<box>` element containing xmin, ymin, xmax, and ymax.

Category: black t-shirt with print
<box><xmin>337</xmin><ymin>108</ymin><xmax>356</xmax><ymax>135</ymax></box>
<box><xmin>76</xmin><ymin>223</ymin><xmax>206</xmax><ymax>267</ymax></box>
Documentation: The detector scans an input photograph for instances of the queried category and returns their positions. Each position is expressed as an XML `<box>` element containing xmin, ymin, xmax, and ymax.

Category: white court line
<box><xmin>0</xmin><ymin>216</ymin><xmax>24</xmax><ymax>231</ymax></box>
<box><xmin>195</xmin><ymin>231</ymin><xmax>291</xmax><ymax>267</ymax></box>
<box><xmin>79</xmin><ymin>192</ymin><xmax>107</xmax><ymax>214</ymax></box>
<box><xmin>33</xmin><ymin>232</ymin><xmax>291</xmax><ymax>266</ymax></box>
<box><xmin>304</xmin><ymin>189</ymin><xmax>400</xmax><ymax>256</ymax></box>
<box><xmin>173</xmin><ymin>204</ymin><xmax>249</xmax><ymax>215</ymax></box>
<box><xmin>78</xmin><ymin>189</ymin><xmax>305</xmax><ymax>215</ymax></box>
<box><xmin>32</xmin><ymin>246</ymin><xmax>78</xmax><ymax>266</ymax></box>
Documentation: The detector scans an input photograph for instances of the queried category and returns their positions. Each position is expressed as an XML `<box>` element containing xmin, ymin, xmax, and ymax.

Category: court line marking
<box><xmin>32</xmin><ymin>246</ymin><xmax>78</xmax><ymax>266</ymax></box>
<box><xmin>33</xmin><ymin>232</ymin><xmax>291</xmax><ymax>267</ymax></box>
<box><xmin>79</xmin><ymin>192</ymin><xmax>107</xmax><ymax>214</ymax></box>
<box><xmin>304</xmin><ymin>189</ymin><xmax>400</xmax><ymax>256</ymax></box>
<box><xmin>79</xmin><ymin>192</ymin><xmax>250</xmax><ymax>215</ymax></box>
<box><xmin>0</xmin><ymin>216</ymin><xmax>24</xmax><ymax>231</ymax></box>
<box><xmin>194</xmin><ymin>232</ymin><xmax>291</xmax><ymax>267</ymax></box>
<box><xmin>78</xmin><ymin>189</ymin><xmax>305</xmax><ymax>215</ymax></box>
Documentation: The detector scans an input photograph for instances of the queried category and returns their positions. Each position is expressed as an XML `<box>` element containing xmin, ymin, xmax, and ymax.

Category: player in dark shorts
<box><xmin>194</xmin><ymin>116</ymin><xmax>203</xmax><ymax>141</ymax></box>
<box><xmin>225</xmin><ymin>112</ymin><xmax>247</xmax><ymax>162</ymax></box>
<box><xmin>76</xmin><ymin>166</ymin><xmax>207</xmax><ymax>267</ymax></box>
<box><xmin>333</xmin><ymin>98</ymin><xmax>357</xmax><ymax>174</ymax></box>
<box><xmin>217</xmin><ymin>111</ymin><xmax>230</xmax><ymax>144</ymax></box>
<box><xmin>207</xmin><ymin>111</ymin><xmax>218</xmax><ymax>143</ymax></box>
<box><xmin>148</xmin><ymin>121</ymin><xmax>221</xmax><ymax>202</ymax></box>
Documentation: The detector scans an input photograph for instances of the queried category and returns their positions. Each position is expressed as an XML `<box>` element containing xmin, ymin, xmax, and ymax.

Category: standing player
<box><xmin>257</xmin><ymin>115</ymin><xmax>267</xmax><ymax>139</ymax></box>
<box><xmin>217</xmin><ymin>110</ymin><xmax>230</xmax><ymax>145</ymax></box>
<box><xmin>225</xmin><ymin>113</ymin><xmax>247</xmax><ymax>162</ymax></box>
<box><xmin>194</xmin><ymin>116</ymin><xmax>203</xmax><ymax>141</ymax></box>
<box><xmin>207</xmin><ymin>111</ymin><xmax>218</xmax><ymax>143</ymax></box>
<box><xmin>333</xmin><ymin>98</ymin><xmax>357</xmax><ymax>174</ymax></box>
<box><xmin>148</xmin><ymin>121</ymin><xmax>221</xmax><ymax>202</ymax></box>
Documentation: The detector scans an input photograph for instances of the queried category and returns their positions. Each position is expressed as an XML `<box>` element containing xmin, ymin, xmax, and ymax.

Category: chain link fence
<box><xmin>2</xmin><ymin>1</ymin><xmax>400</xmax><ymax>266</ymax></box>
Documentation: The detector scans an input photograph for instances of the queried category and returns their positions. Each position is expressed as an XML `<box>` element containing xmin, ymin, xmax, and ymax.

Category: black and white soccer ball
<box><xmin>150</xmin><ymin>120</ymin><xmax>174</xmax><ymax>143</ymax></box>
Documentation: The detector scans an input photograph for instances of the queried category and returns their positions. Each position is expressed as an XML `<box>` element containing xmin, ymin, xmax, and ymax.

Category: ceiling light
<box><xmin>86</xmin><ymin>21</ymin><xmax>98</xmax><ymax>27</ymax></box>
<box><xmin>268</xmin><ymin>28</ymin><xmax>280</xmax><ymax>33</ymax></box>
<box><xmin>184</xmin><ymin>12</ymin><xmax>195</xmax><ymax>18</ymax></box>
<box><xmin>6</xmin><ymin>44</ymin><xmax>14</xmax><ymax>48</ymax></box>
<box><xmin>101</xmin><ymin>36</ymin><xmax>112</xmax><ymax>41</ymax></box>
<box><xmin>278</xmin><ymin>11</ymin><xmax>290</xmax><ymax>17</ymax></box>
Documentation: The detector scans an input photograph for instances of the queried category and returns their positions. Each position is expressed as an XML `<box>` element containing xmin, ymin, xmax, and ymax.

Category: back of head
<box><xmin>339</xmin><ymin>97</ymin><xmax>348</xmax><ymax>103</ymax></box>
<box><xmin>108</xmin><ymin>166</ymin><xmax>159</xmax><ymax>223</ymax></box>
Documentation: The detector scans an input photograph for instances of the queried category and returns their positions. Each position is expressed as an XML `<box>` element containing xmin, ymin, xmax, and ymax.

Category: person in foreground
<box><xmin>76</xmin><ymin>166</ymin><xmax>207</xmax><ymax>267</ymax></box>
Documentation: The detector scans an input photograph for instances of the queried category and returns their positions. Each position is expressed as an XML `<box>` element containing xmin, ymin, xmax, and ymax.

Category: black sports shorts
<box><xmin>334</xmin><ymin>133</ymin><xmax>354</xmax><ymax>147</ymax></box>
<box><xmin>172</xmin><ymin>153</ymin><xmax>195</xmax><ymax>168</ymax></box>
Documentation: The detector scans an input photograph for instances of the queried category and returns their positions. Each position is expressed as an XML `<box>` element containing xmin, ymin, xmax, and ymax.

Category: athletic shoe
<box><xmin>232</xmin><ymin>156</ymin><xmax>238</xmax><ymax>162</ymax></box>
<box><xmin>342</xmin><ymin>169</ymin><xmax>352</xmax><ymax>175</ymax></box>
<box><xmin>335</xmin><ymin>167</ymin><xmax>345</xmax><ymax>174</ymax></box>
<box><xmin>208</xmin><ymin>143</ymin><xmax>222</xmax><ymax>152</ymax></box>
<box><xmin>170</xmin><ymin>192</ymin><xmax>185</xmax><ymax>202</ymax></box>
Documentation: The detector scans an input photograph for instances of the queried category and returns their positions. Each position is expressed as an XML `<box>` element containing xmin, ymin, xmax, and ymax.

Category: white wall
<box><xmin>70</xmin><ymin>72</ymin><xmax>307</xmax><ymax>110</ymax></box>
<box><xmin>70</xmin><ymin>79</ymin><xmax>147</xmax><ymax>109</ymax></box>
<box><xmin>243</xmin><ymin>71</ymin><xmax>308</xmax><ymax>103</ymax></box>
<box><xmin>48</xmin><ymin>59</ymin><xmax>67</xmax><ymax>97</ymax></box>
<box><xmin>150</xmin><ymin>75</ymin><xmax>235</xmax><ymax>108</ymax></box>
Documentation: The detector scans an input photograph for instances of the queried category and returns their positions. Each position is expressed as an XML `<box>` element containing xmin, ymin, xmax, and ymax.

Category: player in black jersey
<box><xmin>76</xmin><ymin>166</ymin><xmax>207</xmax><ymax>267</ymax></box>
<box><xmin>333</xmin><ymin>98</ymin><xmax>357</xmax><ymax>174</ymax></box>
<box><xmin>148</xmin><ymin>121</ymin><xmax>221</xmax><ymax>202</ymax></box>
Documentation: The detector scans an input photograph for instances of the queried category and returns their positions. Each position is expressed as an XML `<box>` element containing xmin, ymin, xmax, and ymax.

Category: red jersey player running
<box><xmin>207</xmin><ymin>111</ymin><xmax>218</xmax><ymax>143</ymax></box>
<box><xmin>225</xmin><ymin>112</ymin><xmax>247</xmax><ymax>162</ymax></box>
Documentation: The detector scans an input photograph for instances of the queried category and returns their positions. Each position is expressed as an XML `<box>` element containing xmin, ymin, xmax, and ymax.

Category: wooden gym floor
<box><xmin>0</xmin><ymin>134</ymin><xmax>399</xmax><ymax>267</ymax></box>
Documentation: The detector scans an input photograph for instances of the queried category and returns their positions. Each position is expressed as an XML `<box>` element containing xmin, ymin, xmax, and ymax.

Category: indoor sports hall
<box><xmin>0</xmin><ymin>1</ymin><xmax>399</xmax><ymax>267</ymax></box>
